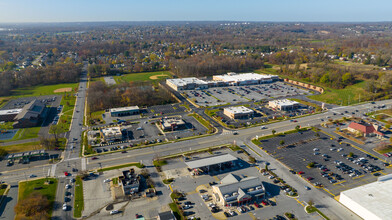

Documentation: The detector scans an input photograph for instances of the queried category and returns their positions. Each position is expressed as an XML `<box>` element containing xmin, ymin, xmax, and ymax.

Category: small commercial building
<box><xmin>119</xmin><ymin>168</ymin><xmax>140</xmax><ymax>195</ymax></box>
<box><xmin>13</xmin><ymin>99</ymin><xmax>46</xmax><ymax>128</ymax></box>
<box><xmin>185</xmin><ymin>153</ymin><xmax>238</xmax><ymax>175</ymax></box>
<box><xmin>157</xmin><ymin>211</ymin><xmax>176</xmax><ymax>220</ymax></box>
<box><xmin>212</xmin><ymin>173</ymin><xmax>265</xmax><ymax>206</ymax></box>
<box><xmin>100</xmin><ymin>126</ymin><xmax>123</xmax><ymax>142</ymax></box>
<box><xmin>223</xmin><ymin>106</ymin><xmax>254</xmax><ymax>119</ymax></box>
<box><xmin>339</xmin><ymin>174</ymin><xmax>392</xmax><ymax>220</ymax></box>
<box><xmin>268</xmin><ymin>99</ymin><xmax>299</xmax><ymax>111</ymax></box>
<box><xmin>160</xmin><ymin>117</ymin><xmax>186</xmax><ymax>131</ymax></box>
<box><xmin>0</xmin><ymin>109</ymin><xmax>22</xmax><ymax>122</ymax></box>
<box><xmin>110</xmin><ymin>106</ymin><xmax>140</xmax><ymax>117</ymax></box>
<box><xmin>348</xmin><ymin>121</ymin><xmax>384</xmax><ymax>137</ymax></box>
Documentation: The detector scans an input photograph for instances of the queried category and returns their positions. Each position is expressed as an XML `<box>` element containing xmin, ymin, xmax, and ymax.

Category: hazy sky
<box><xmin>0</xmin><ymin>0</ymin><xmax>391</xmax><ymax>23</ymax></box>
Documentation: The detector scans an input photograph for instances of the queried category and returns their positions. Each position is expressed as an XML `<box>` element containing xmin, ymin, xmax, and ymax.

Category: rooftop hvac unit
<box><xmin>248</xmin><ymin>188</ymin><xmax>254</xmax><ymax>192</ymax></box>
<box><xmin>224</xmin><ymin>194</ymin><xmax>229</xmax><ymax>198</ymax></box>
<box><xmin>233</xmin><ymin>192</ymin><xmax>238</xmax><ymax>196</ymax></box>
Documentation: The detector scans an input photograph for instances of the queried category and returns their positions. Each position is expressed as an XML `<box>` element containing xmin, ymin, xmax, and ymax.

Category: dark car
<box><xmin>91</xmin><ymin>157</ymin><xmax>98</xmax><ymax>160</ymax></box>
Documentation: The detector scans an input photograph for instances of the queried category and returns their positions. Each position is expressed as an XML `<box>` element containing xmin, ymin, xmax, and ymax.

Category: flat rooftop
<box><xmin>185</xmin><ymin>153</ymin><xmax>237</xmax><ymax>169</ymax></box>
<box><xmin>224</xmin><ymin>106</ymin><xmax>254</xmax><ymax>114</ymax></box>
<box><xmin>269</xmin><ymin>99</ymin><xmax>299</xmax><ymax>106</ymax></box>
<box><xmin>340</xmin><ymin>174</ymin><xmax>392</xmax><ymax>220</ymax></box>
<box><xmin>167</xmin><ymin>77</ymin><xmax>208</xmax><ymax>86</ymax></box>
<box><xmin>0</xmin><ymin>109</ymin><xmax>22</xmax><ymax>115</ymax></box>
<box><xmin>110</xmin><ymin>106</ymin><xmax>139</xmax><ymax>112</ymax></box>
<box><xmin>214</xmin><ymin>73</ymin><xmax>278</xmax><ymax>82</ymax></box>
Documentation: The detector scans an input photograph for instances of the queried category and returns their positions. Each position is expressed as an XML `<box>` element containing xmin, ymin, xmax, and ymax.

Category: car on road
<box><xmin>29</xmin><ymin>174</ymin><xmax>36</xmax><ymax>178</ymax></box>
<box><xmin>304</xmin><ymin>186</ymin><xmax>311</xmax><ymax>190</ymax></box>
<box><xmin>91</xmin><ymin>157</ymin><xmax>99</xmax><ymax>160</ymax></box>
<box><xmin>233</xmin><ymin>131</ymin><xmax>238</xmax><ymax>135</ymax></box>
<box><xmin>260</xmin><ymin>126</ymin><xmax>267</xmax><ymax>129</ymax></box>
<box><xmin>72</xmin><ymin>168</ymin><xmax>78</xmax><ymax>172</ymax></box>
<box><xmin>65</xmin><ymin>184</ymin><xmax>71</xmax><ymax>189</ymax></box>
<box><xmin>110</xmin><ymin>210</ymin><xmax>119</xmax><ymax>215</ymax></box>
<box><xmin>297</xmin><ymin>171</ymin><xmax>304</xmax><ymax>175</ymax></box>
<box><xmin>62</xmin><ymin>203</ymin><xmax>67</xmax><ymax>211</ymax></box>
<box><xmin>121</xmin><ymin>150</ymin><xmax>127</xmax><ymax>153</ymax></box>
<box><xmin>103</xmin><ymin>179</ymin><xmax>111</xmax><ymax>183</ymax></box>
<box><xmin>64</xmin><ymin>172</ymin><xmax>69</xmax><ymax>176</ymax></box>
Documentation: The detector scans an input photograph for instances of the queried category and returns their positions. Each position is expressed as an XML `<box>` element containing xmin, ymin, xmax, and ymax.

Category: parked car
<box><xmin>110</xmin><ymin>210</ymin><xmax>119</xmax><ymax>215</ymax></box>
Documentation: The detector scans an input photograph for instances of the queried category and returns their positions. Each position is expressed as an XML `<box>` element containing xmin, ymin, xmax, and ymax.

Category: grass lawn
<box><xmin>310</xmin><ymin>81</ymin><xmax>370</xmax><ymax>105</ymax></box>
<box><xmin>88</xmin><ymin>110</ymin><xmax>105</xmax><ymax>125</ymax></box>
<box><xmin>153</xmin><ymin>160</ymin><xmax>167</xmax><ymax>167</ymax></box>
<box><xmin>112</xmin><ymin>177</ymin><xmax>119</xmax><ymax>186</ymax></box>
<box><xmin>74</xmin><ymin>176</ymin><xmax>84</xmax><ymax>218</ymax></box>
<box><xmin>0</xmin><ymin>141</ymin><xmax>41</xmax><ymax>154</ymax></box>
<box><xmin>5</xmin><ymin>83</ymin><xmax>78</xmax><ymax>98</ymax></box>
<box><xmin>169</xmin><ymin>202</ymin><xmax>184</xmax><ymax>220</ymax></box>
<box><xmin>0</xmin><ymin>184</ymin><xmax>7</xmax><ymax>195</ymax></box>
<box><xmin>229</xmin><ymin>145</ymin><xmax>242</xmax><ymax>151</ymax></box>
<box><xmin>97</xmin><ymin>162</ymin><xmax>144</xmax><ymax>172</ymax></box>
<box><xmin>17</xmin><ymin>178</ymin><xmax>58</xmax><ymax>217</ymax></box>
<box><xmin>114</xmin><ymin>71</ymin><xmax>172</xmax><ymax>83</ymax></box>
<box><xmin>57</xmin><ymin>94</ymin><xmax>76</xmax><ymax>132</ymax></box>
<box><xmin>305</xmin><ymin>206</ymin><xmax>330</xmax><ymax>220</ymax></box>
<box><xmin>0</xmin><ymin>126</ymin><xmax>42</xmax><ymax>143</ymax></box>
<box><xmin>188</xmin><ymin>113</ymin><xmax>214</xmax><ymax>133</ymax></box>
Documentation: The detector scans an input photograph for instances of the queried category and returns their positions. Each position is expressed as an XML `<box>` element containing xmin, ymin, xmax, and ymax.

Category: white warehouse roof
<box><xmin>339</xmin><ymin>174</ymin><xmax>392</xmax><ymax>220</ymax></box>
<box><xmin>0</xmin><ymin>108</ymin><xmax>22</xmax><ymax>115</ymax></box>
<box><xmin>269</xmin><ymin>99</ymin><xmax>299</xmax><ymax>107</ymax></box>
<box><xmin>167</xmin><ymin>77</ymin><xmax>208</xmax><ymax>87</ymax></box>
<box><xmin>110</xmin><ymin>106</ymin><xmax>139</xmax><ymax>113</ymax></box>
<box><xmin>214</xmin><ymin>72</ymin><xmax>278</xmax><ymax>82</ymax></box>
<box><xmin>224</xmin><ymin>106</ymin><xmax>254</xmax><ymax>115</ymax></box>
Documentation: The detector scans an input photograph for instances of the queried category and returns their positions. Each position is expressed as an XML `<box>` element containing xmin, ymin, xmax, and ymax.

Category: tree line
<box><xmin>0</xmin><ymin>62</ymin><xmax>82</xmax><ymax>96</ymax></box>
<box><xmin>87</xmin><ymin>81</ymin><xmax>175</xmax><ymax>113</ymax></box>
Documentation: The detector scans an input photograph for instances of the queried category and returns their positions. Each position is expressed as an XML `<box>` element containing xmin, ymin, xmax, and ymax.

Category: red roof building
<box><xmin>348</xmin><ymin>122</ymin><xmax>384</xmax><ymax>137</ymax></box>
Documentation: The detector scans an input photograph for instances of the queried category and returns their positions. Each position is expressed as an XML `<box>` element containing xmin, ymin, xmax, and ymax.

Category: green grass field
<box><xmin>74</xmin><ymin>176</ymin><xmax>84</xmax><ymax>218</ymax></box>
<box><xmin>57</xmin><ymin>94</ymin><xmax>76</xmax><ymax>131</ymax></box>
<box><xmin>310</xmin><ymin>81</ymin><xmax>369</xmax><ymax>105</ymax></box>
<box><xmin>6</xmin><ymin>83</ymin><xmax>78</xmax><ymax>98</ymax></box>
<box><xmin>0</xmin><ymin>126</ymin><xmax>41</xmax><ymax>143</ymax></box>
<box><xmin>97</xmin><ymin>162</ymin><xmax>144</xmax><ymax>172</ymax></box>
<box><xmin>114</xmin><ymin>71</ymin><xmax>171</xmax><ymax>83</ymax></box>
<box><xmin>0</xmin><ymin>141</ymin><xmax>41</xmax><ymax>154</ymax></box>
<box><xmin>18</xmin><ymin>178</ymin><xmax>58</xmax><ymax>216</ymax></box>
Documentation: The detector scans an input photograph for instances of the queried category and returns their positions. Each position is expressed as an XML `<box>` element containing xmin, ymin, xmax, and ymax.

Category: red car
<box><xmin>254</xmin><ymin>202</ymin><xmax>261</xmax><ymax>208</ymax></box>
<box><xmin>91</xmin><ymin>157</ymin><xmax>98</xmax><ymax>160</ymax></box>
<box><xmin>384</xmin><ymin>153</ymin><xmax>391</xmax><ymax>158</ymax></box>
<box><xmin>261</xmin><ymin>200</ymin><xmax>269</xmax><ymax>206</ymax></box>
<box><xmin>64</xmin><ymin>172</ymin><xmax>69</xmax><ymax>176</ymax></box>
<box><xmin>298</xmin><ymin>171</ymin><xmax>305</xmax><ymax>175</ymax></box>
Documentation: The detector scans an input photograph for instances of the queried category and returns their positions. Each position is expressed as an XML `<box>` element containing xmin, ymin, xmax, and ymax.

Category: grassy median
<box><xmin>74</xmin><ymin>176</ymin><xmax>84</xmax><ymax>218</ymax></box>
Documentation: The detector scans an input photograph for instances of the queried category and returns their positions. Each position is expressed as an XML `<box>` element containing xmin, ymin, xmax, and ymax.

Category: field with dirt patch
<box><xmin>53</xmin><ymin>87</ymin><xmax>72</xmax><ymax>93</ymax></box>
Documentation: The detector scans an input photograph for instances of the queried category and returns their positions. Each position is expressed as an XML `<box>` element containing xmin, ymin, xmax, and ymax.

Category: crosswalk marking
<box><xmin>81</xmin><ymin>158</ymin><xmax>87</xmax><ymax>171</ymax></box>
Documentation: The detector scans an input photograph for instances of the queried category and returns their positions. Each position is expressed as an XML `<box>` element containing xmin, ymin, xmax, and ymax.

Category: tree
<box><xmin>279</xmin><ymin>140</ymin><xmax>285</xmax><ymax>146</ymax></box>
<box><xmin>272</xmin><ymin>129</ymin><xmax>276</xmax><ymax>135</ymax></box>
<box><xmin>0</xmin><ymin>148</ymin><xmax>7</xmax><ymax>157</ymax></box>
<box><xmin>341</xmin><ymin>72</ymin><xmax>353</xmax><ymax>86</ymax></box>
<box><xmin>348</xmin><ymin>152</ymin><xmax>354</xmax><ymax>158</ymax></box>
<box><xmin>319</xmin><ymin>73</ymin><xmax>330</xmax><ymax>84</ymax></box>
<box><xmin>315</xmin><ymin>132</ymin><xmax>320</xmax><ymax>138</ymax></box>
<box><xmin>308</xmin><ymin>199</ymin><xmax>314</xmax><ymax>207</ymax></box>
<box><xmin>49</xmin><ymin>124</ymin><xmax>65</xmax><ymax>143</ymax></box>
<box><xmin>295</xmin><ymin>125</ymin><xmax>301</xmax><ymax>132</ymax></box>
<box><xmin>14</xmin><ymin>192</ymin><xmax>50</xmax><ymax>218</ymax></box>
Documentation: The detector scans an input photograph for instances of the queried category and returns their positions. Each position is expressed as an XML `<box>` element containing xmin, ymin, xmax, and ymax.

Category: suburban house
<box><xmin>347</xmin><ymin>121</ymin><xmax>384</xmax><ymax>137</ymax></box>
<box><xmin>13</xmin><ymin>100</ymin><xmax>46</xmax><ymax>128</ymax></box>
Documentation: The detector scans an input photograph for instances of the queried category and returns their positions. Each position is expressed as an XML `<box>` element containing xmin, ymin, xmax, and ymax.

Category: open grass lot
<box><xmin>17</xmin><ymin>178</ymin><xmax>58</xmax><ymax>218</ymax></box>
<box><xmin>4</xmin><ymin>83</ymin><xmax>78</xmax><ymax>99</ymax></box>
<box><xmin>113</xmin><ymin>71</ymin><xmax>172</xmax><ymax>83</ymax></box>
<box><xmin>0</xmin><ymin>126</ymin><xmax>41</xmax><ymax>143</ymax></box>
<box><xmin>0</xmin><ymin>184</ymin><xmax>7</xmax><ymax>196</ymax></box>
<box><xmin>310</xmin><ymin>81</ymin><xmax>369</xmax><ymax>105</ymax></box>
<box><xmin>57</xmin><ymin>94</ymin><xmax>76</xmax><ymax>131</ymax></box>
<box><xmin>0</xmin><ymin>141</ymin><xmax>41</xmax><ymax>154</ymax></box>
<box><xmin>97</xmin><ymin>162</ymin><xmax>144</xmax><ymax>172</ymax></box>
<box><xmin>87</xmin><ymin>110</ymin><xmax>105</xmax><ymax>126</ymax></box>
<box><xmin>74</xmin><ymin>176</ymin><xmax>84</xmax><ymax>218</ymax></box>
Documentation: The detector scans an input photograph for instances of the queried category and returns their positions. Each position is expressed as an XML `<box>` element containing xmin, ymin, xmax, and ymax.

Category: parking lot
<box><xmin>257</xmin><ymin>129</ymin><xmax>391</xmax><ymax>196</ymax></box>
<box><xmin>210</xmin><ymin>101</ymin><xmax>314</xmax><ymax>128</ymax></box>
<box><xmin>182</xmin><ymin>82</ymin><xmax>311</xmax><ymax>107</ymax></box>
<box><xmin>162</xmin><ymin>148</ymin><xmax>310</xmax><ymax>219</ymax></box>
<box><xmin>93</xmin><ymin>114</ymin><xmax>208</xmax><ymax>153</ymax></box>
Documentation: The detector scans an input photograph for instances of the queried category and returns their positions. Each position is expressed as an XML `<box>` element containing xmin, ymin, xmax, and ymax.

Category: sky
<box><xmin>0</xmin><ymin>0</ymin><xmax>391</xmax><ymax>23</ymax></box>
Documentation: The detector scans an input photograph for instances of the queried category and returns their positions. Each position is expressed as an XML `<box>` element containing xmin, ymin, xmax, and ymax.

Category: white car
<box><xmin>65</xmin><ymin>184</ymin><xmax>71</xmax><ymax>189</ymax></box>
<box><xmin>260</xmin><ymin>126</ymin><xmax>267</xmax><ymax>129</ymax></box>
<box><xmin>313</xmin><ymin>148</ymin><xmax>319</xmax><ymax>151</ymax></box>
<box><xmin>62</xmin><ymin>203</ymin><xmax>67</xmax><ymax>211</ymax></box>
<box><xmin>103</xmin><ymin>179</ymin><xmax>111</xmax><ymax>183</ymax></box>
<box><xmin>110</xmin><ymin>210</ymin><xmax>119</xmax><ymax>215</ymax></box>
